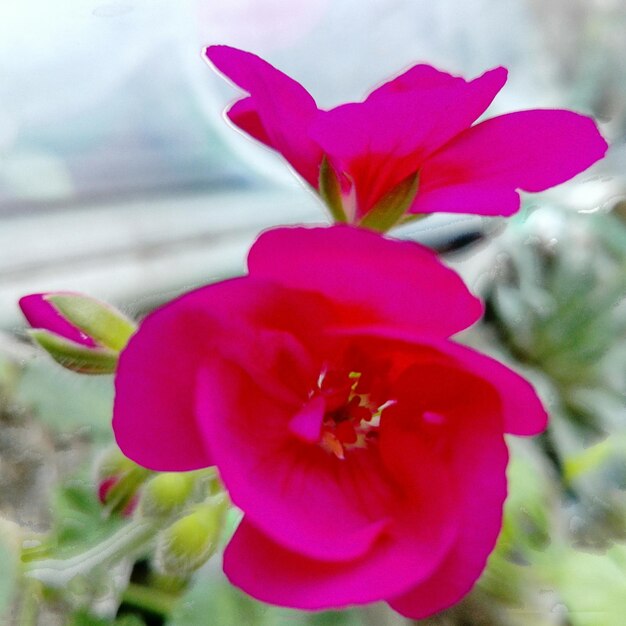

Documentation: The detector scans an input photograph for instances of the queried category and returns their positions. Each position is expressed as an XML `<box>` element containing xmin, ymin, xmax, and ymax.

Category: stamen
<box><xmin>313</xmin><ymin>356</ymin><xmax>393</xmax><ymax>459</ymax></box>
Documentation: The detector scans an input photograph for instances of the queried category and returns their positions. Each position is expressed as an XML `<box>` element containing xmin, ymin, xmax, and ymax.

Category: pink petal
<box><xmin>222</xmin><ymin>420</ymin><xmax>459</xmax><ymax>609</ymax></box>
<box><xmin>366</xmin><ymin>64</ymin><xmax>465</xmax><ymax>99</ymax></box>
<box><xmin>19</xmin><ymin>293</ymin><xmax>97</xmax><ymax>347</ymax></box>
<box><xmin>435</xmin><ymin>340</ymin><xmax>548</xmax><ymax>436</ymax></box>
<box><xmin>205</xmin><ymin>45</ymin><xmax>323</xmax><ymax>187</ymax></box>
<box><xmin>225</xmin><ymin>490</ymin><xmax>457</xmax><ymax>611</ymax></box>
<box><xmin>113</xmin><ymin>277</ymin><xmax>323</xmax><ymax>471</ymax></box>
<box><xmin>329</xmin><ymin>326</ymin><xmax>548</xmax><ymax>437</ymax></box>
<box><xmin>310</xmin><ymin>67</ymin><xmax>507</xmax><ymax>214</ymax></box>
<box><xmin>248</xmin><ymin>225</ymin><xmax>483</xmax><ymax>337</ymax></box>
<box><xmin>415</xmin><ymin>110</ymin><xmax>608</xmax><ymax>216</ymax></box>
<box><xmin>388</xmin><ymin>393</ymin><xmax>508</xmax><ymax>619</ymax></box>
<box><xmin>288</xmin><ymin>395</ymin><xmax>325</xmax><ymax>443</ymax></box>
<box><xmin>410</xmin><ymin>183</ymin><xmax>521</xmax><ymax>216</ymax></box>
<box><xmin>196</xmin><ymin>361</ymin><xmax>393</xmax><ymax>562</ymax></box>
<box><xmin>226</xmin><ymin>97</ymin><xmax>273</xmax><ymax>147</ymax></box>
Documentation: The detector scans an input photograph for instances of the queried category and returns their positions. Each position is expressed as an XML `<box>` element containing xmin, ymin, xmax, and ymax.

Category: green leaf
<box><xmin>318</xmin><ymin>156</ymin><xmax>347</xmax><ymax>223</ymax></box>
<box><xmin>47</xmin><ymin>294</ymin><xmax>136</xmax><ymax>352</ymax></box>
<box><xmin>358</xmin><ymin>171</ymin><xmax>420</xmax><ymax>233</ymax></box>
<box><xmin>29</xmin><ymin>329</ymin><xmax>118</xmax><ymax>375</ymax></box>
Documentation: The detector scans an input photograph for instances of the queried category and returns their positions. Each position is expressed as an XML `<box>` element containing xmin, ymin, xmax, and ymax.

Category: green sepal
<box><xmin>28</xmin><ymin>329</ymin><xmax>118</xmax><ymax>375</ymax></box>
<box><xmin>398</xmin><ymin>212</ymin><xmax>428</xmax><ymax>226</ymax></box>
<box><xmin>46</xmin><ymin>294</ymin><xmax>136</xmax><ymax>352</ymax></box>
<box><xmin>102</xmin><ymin>465</ymin><xmax>152</xmax><ymax>516</ymax></box>
<box><xmin>141</xmin><ymin>473</ymin><xmax>196</xmax><ymax>519</ymax></box>
<box><xmin>359</xmin><ymin>171</ymin><xmax>420</xmax><ymax>233</ymax></box>
<box><xmin>156</xmin><ymin>496</ymin><xmax>228</xmax><ymax>576</ymax></box>
<box><xmin>318</xmin><ymin>156</ymin><xmax>348</xmax><ymax>223</ymax></box>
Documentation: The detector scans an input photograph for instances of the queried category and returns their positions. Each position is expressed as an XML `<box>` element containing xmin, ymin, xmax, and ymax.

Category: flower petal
<box><xmin>197</xmin><ymin>345</ymin><xmax>461</xmax><ymax>567</ymax></box>
<box><xmin>223</xmin><ymin>421</ymin><xmax>459</xmax><ymax>609</ymax></box>
<box><xmin>435</xmin><ymin>340</ymin><xmax>548</xmax><ymax>436</ymax></box>
<box><xmin>205</xmin><ymin>45</ymin><xmax>322</xmax><ymax>186</ymax></box>
<box><xmin>410</xmin><ymin>183</ymin><xmax>521</xmax><ymax>216</ymax></box>
<box><xmin>113</xmin><ymin>277</ymin><xmax>323</xmax><ymax>471</ymax></box>
<box><xmin>415</xmin><ymin>110</ymin><xmax>608</xmax><ymax>216</ymax></box>
<box><xmin>388</xmin><ymin>398</ymin><xmax>508</xmax><ymax>619</ymax></box>
<box><xmin>366</xmin><ymin>64</ymin><xmax>466</xmax><ymax>98</ymax></box>
<box><xmin>288</xmin><ymin>395</ymin><xmax>325</xmax><ymax>443</ymax></box>
<box><xmin>330</xmin><ymin>326</ymin><xmax>548</xmax><ymax>437</ymax></box>
<box><xmin>226</xmin><ymin>97</ymin><xmax>273</xmax><ymax>147</ymax></box>
<box><xmin>248</xmin><ymin>225</ymin><xmax>483</xmax><ymax>337</ymax></box>
<box><xmin>310</xmin><ymin>67</ymin><xmax>507</xmax><ymax>214</ymax></box>
<box><xmin>19</xmin><ymin>293</ymin><xmax>97</xmax><ymax>347</ymax></box>
<box><xmin>196</xmin><ymin>361</ymin><xmax>392</xmax><ymax>562</ymax></box>
<box><xmin>225</xmin><ymin>485</ymin><xmax>457</xmax><ymax>612</ymax></box>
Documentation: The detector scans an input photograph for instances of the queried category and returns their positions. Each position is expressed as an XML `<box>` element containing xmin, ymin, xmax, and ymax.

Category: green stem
<box><xmin>24</xmin><ymin>519</ymin><xmax>158</xmax><ymax>588</ymax></box>
<box><xmin>122</xmin><ymin>582</ymin><xmax>180</xmax><ymax>617</ymax></box>
<box><xmin>18</xmin><ymin>578</ymin><xmax>41</xmax><ymax>626</ymax></box>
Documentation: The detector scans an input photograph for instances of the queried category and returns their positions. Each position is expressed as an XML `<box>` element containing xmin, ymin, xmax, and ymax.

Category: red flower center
<box><xmin>314</xmin><ymin>353</ymin><xmax>394</xmax><ymax>459</ymax></box>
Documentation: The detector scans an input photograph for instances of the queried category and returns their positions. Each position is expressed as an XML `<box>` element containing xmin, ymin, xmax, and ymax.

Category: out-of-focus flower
<box><xmin>19</xmin><ymin>292</ymin><xmax>136</xmax><ymax>374</ymax></box>
<box><xmin>205</xmin><ymin>45</ymin><xmax>607</xmax><ymax>229</ymax></box>
<box><xmin>113</xmin><ymin>225</ymin><xmax>547</xmax><ymax>619</ymax></box>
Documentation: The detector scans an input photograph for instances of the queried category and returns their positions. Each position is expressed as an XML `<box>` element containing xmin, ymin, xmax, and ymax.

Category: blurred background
<box><xmin>0</xmin><ymin>0</ymin><xmax>625</xmax><ymax>625</ymax></box>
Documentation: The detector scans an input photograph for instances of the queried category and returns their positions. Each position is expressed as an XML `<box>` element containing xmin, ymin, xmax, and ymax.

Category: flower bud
<box><xmin>19</xmin><ymin>292</ymin><xmax>136</xmax><ymax>374</ymax></box>
<box><xmin>156</xmin><ymin>497</ymin><xmax>228</xmax><ymax>575</ymax></box>
<box><xmin>97</xmin><ymin>477</ymin><xmax>139</xmax><ymax>517</ymax></box>
<box><xmin>141</xmin><ymin>473</ymin><xmax>196</xmax><ymax>519</ymax></box>
<box><xmin>96</xmin><ymin>447</ymin><xmax>137</xmax><ymax>482</ymax></box>
<box><xmin>95</xmin><ymin>448</ymin><xmax>148</xmax><ymax>517</ymax></box>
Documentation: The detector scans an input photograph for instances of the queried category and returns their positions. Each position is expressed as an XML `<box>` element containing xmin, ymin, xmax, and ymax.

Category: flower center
<box><xmin>315</xmin><ymin>362</ymin><xmax>392</xmax><ymax>460</ymax></box>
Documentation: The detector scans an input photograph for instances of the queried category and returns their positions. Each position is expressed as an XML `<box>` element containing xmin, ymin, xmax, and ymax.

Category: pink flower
<box><xmin>205</xmin><ymin>45</ymin><xmax>607</xmax><ymax>225</ymax></box>
<box><xmin>113</xmin><ymin>226</ymin><xmax>547</xmax><ymax>619</ymax></box>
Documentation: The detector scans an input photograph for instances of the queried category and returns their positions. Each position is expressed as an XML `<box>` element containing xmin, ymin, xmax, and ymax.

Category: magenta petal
<box><xmin>248</xmin><ymin>225</ymin><xmax>483</xmax><ymax>337</ymax></box>
<box><xmin>311</xmin><ymin>67</ymin><xmax>507</xmax><ymax>213</ymax></box>
<box><xmin>388</xmin><ymin>407</ymin><xmax>508</xmax><ymax>619</ymax></box>
<box><xmin>113</xmin><ymin>287</ymin><xmax>220</xmax><ymax>471</ymax></box>
<box><xmin>439</xmin><ymin>341</ymin><xmax>548</xmax><ymax>436</ymax></box>
<box><xmin>113</xmin><ymin>277</ymin><xmax>321</xmax><ymax>471</ymax></box>
<box><xmin>227</xmin><ymin>97</ymin><xmax>273</xmax><ymax>147</ymax></box>
<box><xmin>205</xmin><ymin>45</ymin><xmax>323</xmax><ymax>187</ymax></box>
<box><xmin>411</xmin><ymin>183</ymin><xmax>521</xmax><ymax>216</ymax></box>
<box><xmin>417</xmin><ymin>109</ymin><xmax>608</xmax><ymax>215</ymax></box>
<box><xmin>225</xmin><ymin>503</ymin><xmax>454</xmax><ymax>611</ymax></box>
<box><xmin>19</xmin><ymin>293</ymin><xmax>97</xmax><ymax>347</ymax></box>
<box><xmin>196</xmin><ymin>361</ymin><xmax>392</xmax><ymax>562</ymax></box>
<box><xmin>366</xmin><ymin>64</ymin><xmax>465</xmax><ymax>98</ymax></box>
<box><xmin>328</xmin><ymin>326</ymin><xmax>547</xmax><ymax>437</ymax></box>
<box><xmin>223</xmin><ymin>426</ymin><xmax>459</xmax><ymax>609</ymax></box>
<box><xmin>288</xmin><ymin>396</ymin><xmax>325</xmax><ymax>443</ymax></box>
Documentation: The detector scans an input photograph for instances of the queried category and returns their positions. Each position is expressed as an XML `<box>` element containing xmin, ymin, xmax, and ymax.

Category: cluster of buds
<box><xmin>141</xmin><ymin>470</ymin><xmax>228</xmax><ymax>576</ymax></box>
<box><xmin>95</xmin><ymin>448</ymin><xmax>229</xmax><ymax>575</ymax></box>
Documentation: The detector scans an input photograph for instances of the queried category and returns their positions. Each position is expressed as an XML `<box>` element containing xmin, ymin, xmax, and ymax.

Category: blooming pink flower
<box><xmin>205</xmin><ymin>45</ymin><xmax>607</xmax><ymax>224</ymax></box>
<box><xmin>113</xmin><ymin>226</ymin><xmax>547</xmax><ymax>619</ymax></box>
